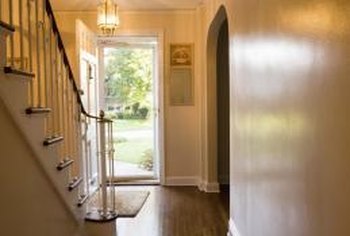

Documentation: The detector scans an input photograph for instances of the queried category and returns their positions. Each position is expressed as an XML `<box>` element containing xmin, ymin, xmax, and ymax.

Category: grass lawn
<box><xmin>113</xmin><ymin>118</ymin><xmax>152</xmax><ymax>131</ymax></box>
<box><xmin>114</xmin><ymin>138</ymin><xmax>153</xmax><ymax>164</ymax></box>
<box><xmin>112</xmin><ymin>118</ymin><xmax>154</xmax><ymax>165</ymax></box>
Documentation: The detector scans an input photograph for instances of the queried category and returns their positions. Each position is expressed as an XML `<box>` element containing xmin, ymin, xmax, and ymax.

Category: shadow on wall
<box><xmin>216</xmin><ymin>18</ymin><xmax>230</xmax><ymax>186</ymax></box>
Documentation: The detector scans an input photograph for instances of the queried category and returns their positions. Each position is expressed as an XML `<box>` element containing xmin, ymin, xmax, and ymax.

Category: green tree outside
<box><xmin>104</xmin><ymin>48</ymin><xmax>153</xmax><ymax>108</ymax></box>
<box><xmin>103</xmin><ymin>47</ymin><xmax>155</xmax><ymax>170</ymax></box>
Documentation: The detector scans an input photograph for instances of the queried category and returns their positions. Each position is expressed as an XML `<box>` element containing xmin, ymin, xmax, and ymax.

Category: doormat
<box><xmin>88</xmin><ymin>189</ymin><xmax>150</xmax><ymax>217</ymax></box>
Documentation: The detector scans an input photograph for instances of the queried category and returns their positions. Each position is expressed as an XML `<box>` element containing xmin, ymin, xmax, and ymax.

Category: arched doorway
<box><xmin>202</xmin><ymin>6</ymin><xmax>229</xmax><ymax>193</ymax></box>
<box><xmin>216</xmin><ymin>19</ymin><xmax>229</xmax><ymax>191</ymax></box>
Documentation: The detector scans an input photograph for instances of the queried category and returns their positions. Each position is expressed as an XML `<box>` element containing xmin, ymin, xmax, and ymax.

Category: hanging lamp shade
<box><xmin>97</xmin><ymin>0</ymin><xmax>120</xmax><ymax>35</ymax></box>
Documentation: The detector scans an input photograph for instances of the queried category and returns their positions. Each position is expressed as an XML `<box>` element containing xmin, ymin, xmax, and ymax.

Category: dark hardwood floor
<box><xmin>116</xmin><ymin>186</ymin><xmax>229</xmax><ymax>236</ymax></box>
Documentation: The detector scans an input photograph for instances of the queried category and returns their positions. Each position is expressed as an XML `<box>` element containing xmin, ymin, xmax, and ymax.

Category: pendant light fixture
<box><xmin>97</xmin><ymin>0</ymin><xmax>120</xmax><ymax>35</ymax></box>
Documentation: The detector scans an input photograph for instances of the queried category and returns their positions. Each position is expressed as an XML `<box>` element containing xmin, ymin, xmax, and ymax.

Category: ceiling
<box><xmin>51</xmin><ymin>0</ymin><xmax>205</xmax><ymax>11</ymax></box>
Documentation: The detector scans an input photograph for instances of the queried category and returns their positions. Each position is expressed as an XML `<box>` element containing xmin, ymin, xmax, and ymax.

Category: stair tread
<box><xmin>0</xmin><ymin>21</ymin><xmax>15</xmax><ymax>33</ymax></box>
<box><xmin>26</xmin><ymin>107</ymin><xmax>52</xmax><ymax>115</ymax></box>
<box><xmin>4</xmin><ymin>67</ymin><xmax>35</xmax><ymax>78</ymax></box>
<box><xmin>57</xmin><ymin>158</ymin><xmax>74</xmax><ymax>171</ymax></box>
<box><xmin>68</xmin><ymin>177</ymin><xmax>83</xmax><ymax>191</ymax></box>
<box><xmin>43</xmin><ymin>135</ymin><xmax>64</xmax><ymax>146</ymax></box>
<box><xmin>77</xmin><ymin>194</ymin><xmax>89</xmax><ymax>207</ymax></box>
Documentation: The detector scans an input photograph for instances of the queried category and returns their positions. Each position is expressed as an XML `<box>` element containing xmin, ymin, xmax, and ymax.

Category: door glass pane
<box><xmin>103</xmin><ymin>46</ymin><xmax>156</xmax><ymax>180</ymax></box>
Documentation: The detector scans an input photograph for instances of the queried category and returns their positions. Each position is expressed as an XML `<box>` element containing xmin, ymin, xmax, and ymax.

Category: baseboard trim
<box><xmin>228</xmin><ymin>218</ymin><xmax>241</xmax><ymax>236</ymax></box>
<box><xmin>219</xmin><ymin>175</ymin><xmax>230</xmax><ymax>185</ymax></box>
<box><xmin>164</xmin><ymin>177</ymin><xmax>221</xmax><ymax>192</ymax></box>
<box><xmin>198</xmin><ymin>180</ymin><xmax>220</xmax><ymax>193</ymax></box>
<box><xmin>164</xmin><ymin>176</ymin><xmax>199</xmax><ymax>186</ymax></box>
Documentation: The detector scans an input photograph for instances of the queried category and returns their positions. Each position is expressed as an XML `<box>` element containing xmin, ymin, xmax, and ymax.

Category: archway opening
<box><xmin>204</xmin><ymin>5</ymin><xmax>229</xmax><ymax>198</ymax></box>
<box><xmin>216</xmin><ymin>19</ymin><xmax>230</xmax><ymax>193</ymax></box>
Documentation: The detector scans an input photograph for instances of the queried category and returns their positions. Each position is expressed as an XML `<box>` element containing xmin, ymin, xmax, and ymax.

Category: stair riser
<box><xmin>0</xmin><ymin>77</ymin><xmax>60</xmax><ymax>163</ymax></box>
<box><xmin>0</xmin><ymin>24</ymin><xmax>12</xmax><ymax>67</ymax></box>
<box><xmin>0</xmin><ymin>74</ymin><xmax>29</xmax><ymax>111</ymax></box>
<box><xmin>0</xmin><ymin>34</ymin><xmax>6</xmax><ymax>67</ymax></box>
<box><xmin>56</xmin><ymin>173</ymin><xmax>81</xmax><ymax>205</ymax></box>
<box><xmin>0</xmin><ymin>75</ymin><xmax>65</xmax><ymax>173</ymax></box>
<box><xmin>57</xmin><ymin>170</ymin><xmax>70</xmax><ymax>188</ymax></box>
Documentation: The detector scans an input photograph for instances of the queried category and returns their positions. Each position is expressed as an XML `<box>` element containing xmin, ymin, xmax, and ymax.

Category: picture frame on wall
<box><xmin>170</xmin><ymin>44</ymin><xmax>193</xmax><ymax>66</ymax></box>
<box><xmin>169</xmin><ymin>43</ymin><xmax>194</xmax><ymax>106</ymax></box>
<box><xmin>169</xmin><ymin>67</ymin><xmax>194</xmax><ymax>106</ymax></box>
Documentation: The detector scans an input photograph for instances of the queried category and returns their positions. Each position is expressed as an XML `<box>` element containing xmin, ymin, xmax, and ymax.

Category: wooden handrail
<box><xmin>45</xmin><ymin>0</ymin><xmax>110</xmax><ymax>122</ymax></box>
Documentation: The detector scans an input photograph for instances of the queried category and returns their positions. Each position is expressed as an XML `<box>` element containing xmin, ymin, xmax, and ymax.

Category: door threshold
<box><xmin>113</xmin><ymin>179</ymin><xmax>160</xmax><ymax>186</ymax></box>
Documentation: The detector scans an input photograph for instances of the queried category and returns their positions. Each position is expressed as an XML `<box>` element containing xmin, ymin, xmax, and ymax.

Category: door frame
<box><xmin>76</xmin><ymin>19</ymin><xmax>100</xmax><ymax>194</ymax></box>
<box><xmin>97</xmin><ymin>29</ymin><xmax>165</xmax><ymax>185</ymax></box>
<box><xmin>201</xmin><ymin>6</ymin><xmax>229</xmax><ymax>192</ymax></box>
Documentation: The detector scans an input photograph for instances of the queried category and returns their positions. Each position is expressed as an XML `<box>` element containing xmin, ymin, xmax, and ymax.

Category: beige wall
<box><xmin>54</xmin><ymin>10</ymin><xmax>201</xmax><ymax>182</ymax></box>
<box><xmin>203</xmin><ymin>0</ymin><xmax>350</xmax><ymax>235</ymax></box>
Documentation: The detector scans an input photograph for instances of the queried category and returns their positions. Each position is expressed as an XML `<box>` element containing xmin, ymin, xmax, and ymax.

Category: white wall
<box><xmin>202</xmin><ymin>0</ymin><xmax>350</xmax><ymax>235</ymax></box>
<box><xmin>54</xmin><ymin>10</ymin><xmax>202</xmax><ymax>184</ymax></box>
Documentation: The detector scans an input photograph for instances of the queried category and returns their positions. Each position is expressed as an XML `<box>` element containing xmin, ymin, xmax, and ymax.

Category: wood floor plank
<box><xmin>116</xmin><ymin>186</ymin><xmax>229</xmax><ymax>236</ymax></box>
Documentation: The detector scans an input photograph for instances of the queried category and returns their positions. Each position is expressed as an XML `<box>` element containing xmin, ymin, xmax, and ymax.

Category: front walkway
<box><xmin>114</xmin><ymin>160</ymin><xmax>153</xmax><ymax>178</ymax></box>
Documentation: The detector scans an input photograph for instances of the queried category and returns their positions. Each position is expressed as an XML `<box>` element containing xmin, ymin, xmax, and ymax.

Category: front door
<box><xmin>99</xmin><ymin>36</ymin><xmax>160</xmax><ymax>183</ymax></box>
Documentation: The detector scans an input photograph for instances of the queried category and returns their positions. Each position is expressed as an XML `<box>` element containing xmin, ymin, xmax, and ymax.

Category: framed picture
<box><xmin>170</xmin><ymin>44</ymin><xmax>193</xmax><ymax>66</ymax></box>
<box><xmin>170</xmin><ymin>67</ymin><xmax>193</xmax><ymax>106</ymax></box>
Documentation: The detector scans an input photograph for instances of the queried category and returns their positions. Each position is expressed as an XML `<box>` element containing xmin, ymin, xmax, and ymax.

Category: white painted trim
<box><xmin>206</xmin><ymin>182</ymin><xmax>220</xmax><ymax>192</ymax></box>
<box><xmin>228</xmin><ymin>218</ymin><xmax>241</xmax><ymax>236</ymax></box>
<box><xmin>219</xmin><ymin>174</ymin><xmax>230</xmax><ymax>185</ymax></box>
<box><xmin>0</xmin><ymin>28</ymin><xmax>11</xmax><ymax>66</ymax></box>
<box><xmin>198</xmin><ymin>180</ymin><xmax>220</xmax><ymax>193</ymax></box>
<box><xmin>165</xmin><ymin>176</ymin><xmax>199</xmax><ymax>186</ymax></box>
<box><xmin>155</xmin><ymin>30</ymin><xmax>165</xmax><ymax>186</ymax></box>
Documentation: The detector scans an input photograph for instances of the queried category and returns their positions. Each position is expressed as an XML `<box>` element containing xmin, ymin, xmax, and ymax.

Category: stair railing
<box><xmin>0</xmin><ymin>0</ymin><xmax>116</xmax><ymax>218</ymax></box>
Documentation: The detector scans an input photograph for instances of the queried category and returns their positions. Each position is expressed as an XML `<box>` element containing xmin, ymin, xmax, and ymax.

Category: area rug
<box><xmin>89</xmin><ymin>189</ymin><xmax>150</xmax><ymax>217</ymax></box>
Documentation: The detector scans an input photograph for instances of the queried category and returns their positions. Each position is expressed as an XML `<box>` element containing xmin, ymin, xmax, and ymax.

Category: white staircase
<box><xmin>0</xmin><ymin>20</ymin><xmax>85</xmax><ymax>235</ymax></box>
<box><xmin>0</xmin><ymin>1</ymin><xmax>117</xmax><ymax>235</ymax></box>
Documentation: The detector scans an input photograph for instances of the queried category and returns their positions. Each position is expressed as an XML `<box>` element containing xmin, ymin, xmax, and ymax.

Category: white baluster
<box><xmin>35</xmin><ymin>0</ymin><xmax>42</xmax><ymax>106</ymax></box>
<box><xmin>49</xmin><ymin>24</ymin><xmax>55</xmax><ymax>136</ymax></box>
<box><xmin>61</xmin><ymin>57</ymin><xmax>66</xmax><ymax>159</ymax></box>
<box><xmin>19</xmin><ymin>0</ymin><xmax>24</xmax><ymax>70</ymax></box>
<box><xmin>109</xmin><ymin>121</ymin><xmax>115</xmax><ymax>212</ymax></box>
<box><xmin>54</xmin><ymin>37</ymin><xmax>60</xmax><ymax>134</ymax></box>
<box><xmin>67</xmin><ymin>81</ymin><xmax>73</xmax><ymax>178</ymax></box>
<box><xmin>8</xmin><ymin>0</ymin><xmax>14</xmax><ymax>67</ymax></box>
<box><xmin>42</xmin><ymin>0</ymin><xmax>48</xmax><ymax>107</ymax></box>
<box><xmin>27</xmin><ymin>0</ymin><xmax>35</xmax><ymax>106</ymax></box>
<box><xmin>99</xmin><ymin>114</ymin><xmax>108</xmax><ymax>217</ymax></box>
<box><xmin>27</xmin><ymin>0</ymin><xmax>33</xmax><ymax>71</ymax></box>
<box><xmin>72</xmin><ymin>92</ymin><xmax>77</xmax><ymax>172</ymax></box>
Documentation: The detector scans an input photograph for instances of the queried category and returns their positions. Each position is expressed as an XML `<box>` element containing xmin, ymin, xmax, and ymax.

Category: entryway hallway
<box><xmin>116</xmin><ymin>186</ymin><xmax>229</xmax><ymax>236</ymax></box>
